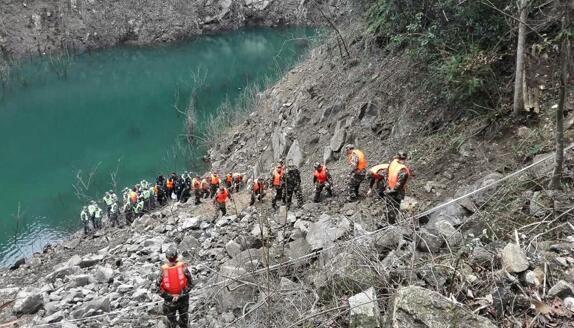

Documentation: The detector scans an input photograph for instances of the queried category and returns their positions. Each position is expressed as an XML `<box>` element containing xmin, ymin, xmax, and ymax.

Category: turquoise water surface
<box><xmin>0</xmin><ymin>27</ymin><xmax>319</xmax><ymax>267</ymax></box>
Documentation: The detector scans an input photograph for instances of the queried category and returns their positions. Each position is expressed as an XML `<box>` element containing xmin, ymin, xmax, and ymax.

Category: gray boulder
<box><xmin>329</xmin><ymin>120</ymin><xmax>347</xmax><ymax>153</ymax></box>
<box><xmin>349</xmin><ymin>287</ymin><xmax>380</xmax><ymax>328</ymax></box>
<box><xmin>93</xmin><ymin>265</ymin><xmax>115</xmax><ymax>283</ymax></box>
<box><xmin>548</xmin><ymin>280</ymin><xmax>574</xmax><ymax>299</ymax></box>
<box><xmin>46</xmin><ymin>265</ymin><xmax>80</xmax><ymax>283</ymax></box>
<box><xmin>181</xmin><ymin>217</ymin><xmax>201</xmax><ymax>230</ymax></box>
<box><xmin>432</xmin><ymin>221</ymin><xmax>463</xmax><ymax>248</ymax></box>
<box><xmin>501</xmin><ymin>243</ymin><xmax>529</xmax><ymax>273</ymax></box>
<box><xmin>12</xmin><ymin>288</ymin><xmax>43</xmax><ymax>315</ymax></box>
<box><xmin>71</xmin><ymin>296</ymin><xmax>110</xmax><ymax>319</ymax></box>
<box><xmin>323</xmin><ymin>145</ymin><xmax>335</xmax><ymax>163</ymax></box>
<box><xmin>78</xmin><ymin>254</ymin><xmax>105</xmax><ymax>268</ymax></box>
<box><xmin>384</xmin><ymin>286</ymin><xmax>496</xmax><ymax>327</ymax></box>
<box><xmin>416</xmin><ymin>228</ymin><xmax>443</xmax><ymax>253</ymax></box>
<box><xmin>225</xmin><ymin>240</ymin><xmax>242</xmax><ymax>258</ymax></box>
<box><xmin>286</xmin><ymin>139</ymin><xmax>304</xmax><ymax>167</ymax></box>
<box><xmin>216</xmin><ymin>265</ymin><xmax>258</xmax><ymax>313</ymax></box>
<box><xmin>306</xmin><ymin>215</ymin><xmax>351</xmax><ymax>251</ymax></box>
<box><xmin>320</xmin><ymin>101</ymin><xmax>344</xmax><ymax>122</ymax></box>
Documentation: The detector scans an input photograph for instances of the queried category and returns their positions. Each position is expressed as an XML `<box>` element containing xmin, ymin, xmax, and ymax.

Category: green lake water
<box><xmin>0</xmin><ymin>27</ymin><xmax>319</xmax><ymax>267</ymax></box>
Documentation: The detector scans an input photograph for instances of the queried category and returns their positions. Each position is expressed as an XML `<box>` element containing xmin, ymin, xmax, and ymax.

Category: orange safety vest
<box><xmin>387</xmin><ymin>159</ymin><xmax>410</xmax><ymax>190</ymax></box>
<box><xmin>129</xmin><ymin>191</ymin><xmax>138</xmax><ymax>204</ymax></box>
<box><xmin>314</xmin><ymin>166</ymin><xmax>329</xmax><ymax>184</ymax></box>
<box><xmin>225</xmin><ymin>175</ymin><xmax>233</xmax><ymax>185</ymax></box>
<box><xmin>215</xmin><ymin>188</ymin><xmax>229</xmax><ymax>204</ymax></box>
<box><xmin>370</xmin><ymin>164</ymin><xmax>389</xmax><ymax>180</ymax></box>
<box><xmin>210</xmin><ymin>175</ymin><xmax>220</xmax><ymax>185</ymax></box>
<box><xmin>272</xmin><ymin>168</ymin><xmax>283</xmax><ymax>187</ymax></box>
<box><xmin>192</xmin><ymin>178</ymin><xmax>201</xmax><ymax>190</ymax></box>
<box><xmin>201</xmin><ymin>179</ymin><xmax>209</xmax><ymax>189</ymax></box>
<box><xmin>252</xmin><ymin>180</ymin><xmax>263</xmax><ymax>192</ymax></box>
<box><xmin>348</xmin><ymin>149</ymin><xmax>367</xmax><ymax>171</ymax></box>
<box><xmin>166</xmin><ymin>179</ymin><xmax>175</xmax><ymax>190</ymax></box>
<box><xmin>160</xmin><ymin>262</ymin><xmax>188</xmax><ymax>296</ymax></box>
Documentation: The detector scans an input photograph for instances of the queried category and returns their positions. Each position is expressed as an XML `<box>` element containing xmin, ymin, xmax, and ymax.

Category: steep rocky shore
<box><xmin>1</xmin><ymin>5</ymin><xmax>574</xmax><ymax>328</ymax></box>
<box><xmin>0</xmin><ymin>0</ymin><xmax>354</xmax><ymax>62</ymax></box>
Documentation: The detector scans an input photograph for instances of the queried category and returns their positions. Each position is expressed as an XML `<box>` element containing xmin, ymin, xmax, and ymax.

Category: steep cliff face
<box><xmin>0</xmin><ymin>0</ymin><xmax>354</xmax><ymax>60</ymax></box>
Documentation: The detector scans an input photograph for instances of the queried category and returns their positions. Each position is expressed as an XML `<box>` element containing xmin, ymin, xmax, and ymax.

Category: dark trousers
<box><xmin>193</xmin><ymin>190</ymin><xmax>202</xmax><ymax>205</ymax></box>
<box><xmin>83</xmin><ymin>221</ymin><xmax>90</xmax><ymax>235</ymax></box>
<box><xmin>348</xmin><ymin>171</ymin><xmax>366</xmax><ymax>201</ymax></box>
<box><xmin>314</xmin><ymin>182</ymin><xmax>333</xmax><ymax>202</ymax></box>
<box><xmin>210</xmin><ymin>185</ymin><xmax>219</xmax><ymax>198</ymax></box>
<box><xmin>109</xmin><ymin>213</ymin><xmax>119</xmax><ymax>227</ymax></box>
<box><xmin>163</xmin><ymin>295</ymin><xmax>189</xmax><ymax>328</ymax></box>
<box><xmin>285</xmin><ymin>185</ymin><xmax>303</xmax><ymax>208</ymax></box>
<box><xmin>386</xmin><ymin>192</ymin><xmax>404</xmax><ymax>224</ymax></box>
<box><xmin>250</xmin><ymin>190</ymin><xmax>264</xmax><ymax>206</ymax></box>
<box><xmin>271</xmin><ymin>186</ymin><xmax>284</xmax><ymax>209</ymax></box>
<box><xmin>216</xmin><ymin>202</ymin><xmax>227</xmax><ymax>216</ymax></box>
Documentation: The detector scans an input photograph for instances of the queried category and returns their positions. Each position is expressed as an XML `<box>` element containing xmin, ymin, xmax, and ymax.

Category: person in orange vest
<box><xmin>345</xmin><ymin>144</ymin><xmax>367</xmax><ymax>201</ymax></box>
<box><xmin>367</xmin><ymin>163</ymin><xmax>389</xmax><ymax>198</ymax></box>
<box><xmin>201</xmin><ymin>177</ymin><xmax>210</xmax><ymax>199</ymax></box>
<box><xmin>385</xmin><ymin>151</ymin><xmax>411</xmax><ymax>223</ymax></box>
<box><xmin>224</xmin><ymin>173</ymin><xmax>233</xmax><ymax>189</ymax></box>
<box><xmin>166</xmin><ymin>172</ymin><xmax>177</xmax><ymax>200</ymax></box>
<box><xmin>313</xmin><ymin>162</ymin><xmax>333</xmax><ymax>203</ymax></box>
<box><xmin>156</xmin><ymin>248</ymin><xmax>192</xmax><ymax>328</ymax></box>
<box><xmin>270</xmin><ymin>162</ymin><xmax>285</xmax><ymax>209</ymax></box>
<box><xmin>213</xmin><ymin>185</ymin><xmax>232</xmax><ymax>217</ymax></box>
<box><xmin>191</xmin><ymin>175</ymin><xmax>203</xmax><ymax>205</ymax></box>
<box><xmin>250</xmin><ymin>177</ymin><xmax>266</xmax><ymax>206</ymax></box>
<box><xmin>232</xmin><ymin>172</ymin><xmax>244</xmax><ymax>192</ymax></box>
<box><xmin>209</xmin><ymin>173</ymin><xmax>221</xmax><ymax>199</ymax></box>
<box><xmin>129</xmin><ymin>187</ymin><xmax>138</xmax><ymax>205</ymax></box>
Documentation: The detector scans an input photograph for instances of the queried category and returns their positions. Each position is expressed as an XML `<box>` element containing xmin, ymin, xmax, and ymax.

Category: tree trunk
<box><xmin>513</xmin><ymin>0</ymin><xmax>528</xmax><ymax>116</ymax></box>
<box><xmin>549</xmin><ymin>5</ymin><xmax>571</xmax><ymax>190</ymax></box>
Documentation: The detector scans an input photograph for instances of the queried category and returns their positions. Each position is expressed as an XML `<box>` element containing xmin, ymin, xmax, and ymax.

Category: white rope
<box><xmin>24</xmin><ymin>144</ymin><xmax>571</xmax><ymax>326</ymax></box>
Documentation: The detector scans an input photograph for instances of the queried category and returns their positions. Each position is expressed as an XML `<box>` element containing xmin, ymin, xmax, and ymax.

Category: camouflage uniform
<box><xmin>284</xmin><ymin>164</ymin><xmax>304</xmax><ymax>209</ymax></box>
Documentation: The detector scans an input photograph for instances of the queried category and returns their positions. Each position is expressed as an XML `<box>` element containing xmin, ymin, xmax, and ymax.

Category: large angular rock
<box><xmin>71</xmin><ymin>296</ymin><xmax>110</xmax><ymax>319</ymax></box>
<box><xmin>432</xmin><ymin>221</ymin><xmax>463</xmax><ymax>248</ymax></box>
<box><xmin>385</xmin><ymin>286</ymin><xmax>496</xmax><ymax>327</ymax></box>
<box><xmin>306</xmin><ymin>215</ymin><xmax>351</xmax><ymax>251</ymax></box>
<box><xmin>286</xmin><ymin>139</ymin><xmax>304</xmax><ymax>168</ymax></box>
<box><xmin>548</xmin><ymin>280</ymin><xmax>574</xmax><ymax>298</ymax></box>
<box><xmin>501</xmin><ymin>243</ymin><xmax>529</xmax><ymax>273</ymax></box>
<box><xmin>12</xmin><ymin>288</ymin><xmax>43</xmax><ymax>315</ymax></box>
<box><xmin>78</xmin><ymin>254</ymin><xmax>105</xmax><ymax>268</ymax></box>
<box><xmin>416</xmin><ymin>228</ymin><xmax>443</xmax><ymax>253</ymax></box>
<box><xmin>349</xmin><ymin>287</ymin><xmax>380</xmax><ymax>328</ymax></box>
<box><xmin>225</xmin><ymin>240</ymin><xmax>241</xmax><ymax>258</ymax></box>
<box><xmin>329</xmin><ymin>120</ymin><xmax>347</xmax><ymax>153</ymax></box>
<box><xmin>92</xmin><ymin>265</ymin><xmax>115</xmax><ymax>283</ymax></box>
<box><xmin>271</xmin><ymin>129</ymin><xmax>289</xmax><ymax>161</ymax></box>
<box><xmin>46</xmin><ymin>265</ymin><xmax>80</xmax><ymax>283</ymax></box>
<box><xmin>216</xmin><ymin>265</ymin><xmax>257</xmax><ymax>312</ymax></box>
<box><xmin>179</xmin><ymin>235</ymin><xmax>201</xmax><ymax>255</ymax></box>
<box><xmin>320</xmin><ymin>101</ymin><xmax>344</xmax><ymax>122</ymax></box>
<box><xmin>181</xmin><ymin>217</ymin><xmax>201</xmax><ymax>230</ymax></box>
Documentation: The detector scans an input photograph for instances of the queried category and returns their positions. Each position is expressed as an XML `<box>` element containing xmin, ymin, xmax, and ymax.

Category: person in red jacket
<box><xmin>156</xmin><ymin>248</ymin><xmax>192</xmax><ymax>328</ymax></box>
<box><xmin>214</xmin><ymin>185</ymin><xmax>232</xmax><ymax>217</ymax></box>
<box><xmin>313</xmin><ymin>162</ymin><xmax>333</xmax><ymax>202</ymax></box>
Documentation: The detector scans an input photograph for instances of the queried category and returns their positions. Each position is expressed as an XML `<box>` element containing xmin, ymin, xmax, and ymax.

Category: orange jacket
<box><xmin>387</xmin><ymin>159</ymin><xmax>410</xmax><ymax>190</ymax></box>
<box><xmin>252</xmin><ymin>179</ymin><xmax>264</xmax><ymax>192</ymax></box>
<box><xmin>201</xmin><ymin>179</ymin><xmax>209</xmax><ymax>190</ymax></box>
<box><xmin>129</xmin><ymin>191</ymin><xmax>138</xmax><ymax>204</ymax></box>
<box><xmin>192</xmin><ymin>178</ymin><xmax>201</xmax><ymax>190</ymax></box>
<box><xmin>370</xmin><ymin>164</ymin><xmax>389</xmax><ymax>180</ymax></box>
<box><xmin>166</xmin><ymin>179</ymin><xmax>175</xmax><ymax>190</ymax></box>
<box><xmin>348</xmin><ymin>149</ymin><xmax>367</xmax><ymax>171</ymax></box>
<box><xmin>225</xmin><ymin>174</ymin><xmax>233</xmax><ymax>185</ymax></box>
<box><xmin>160</xmin><ymin>262</ymin><xmax>188</xmax><ymax>296</ymax></box>
<box><xmin>314</xmin><ymin>166</ymin><xmax>329</xmax><ymax>184</ymax></box>
<box><xmin>215</xmin><ymin>188</ymin><xmax>229</xmax><ymax>204</ymax></box>
<box><xmin>210</xmin><ymin>174</ymin><xmax>220</xmax><ymax>186</ymax></box>
<box><xmin>272</xmin><ymin>168</ymin><xmax>283</xmax><ymax>187</ymax></box>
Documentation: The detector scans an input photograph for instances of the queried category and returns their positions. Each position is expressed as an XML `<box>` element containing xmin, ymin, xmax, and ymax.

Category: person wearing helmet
<box><xmin>102</xmin><ymin>191</ymin><xmax>113</xmax><ymax>217</ymax></box>
<box><xmin>250</xmin><ymin>176</ymin><xmax>266</xmax><ymax>206</ymax></box>
<box><xmin>270</xmin><ymin>162</ymin><xmax>285</xmax><ymax>209</ymax></box>
<box><xmin>80</xmin><ymin>206</ymin><xmax>90</xmax><ymax>235</ymax></box>
<box><xmin>232</xmin><ymin>172</ymin><xmax>244</xmax><ymax>192</ymax></box>
<box><xmin>313</xmin><ymin>162</ymin><xmax>333</xmax><ymax>202</ymax></box>
<box><xmin>345</xmin><ymin>144</ymin><xmax>367</xmax><ymax>201</ymax></box>
<box><xmin>156</xmin><ymin>248</ymin><xmax>192</xmax><ymax>328</ymax></box>
<box><xmin>385</xmin><ymin>151</ymin><xmax>411</xmax><ymax>224</ymax></box>
<box><xmin>87</xmin><ymin>201</ymin><xmax>98</xmax><ymax>229</ymax></box>
<box><xmin>191</xmin><ymin>175</ymin><xmax>203</xmax><ymax>205</ymax></box>
<box><xmin>284</xmin><ymin>159</ymin><xmax>303</xmax><ymax>209</ymax></box>
<box><xmin>108</xmin><ymin>201</ymin><xmax>120</xmax><ymax>227</ymax></box>
<box><xmin>94</xmin><ymin>205</ymin><xmax>103</xmax><ymax>229</ymax></box>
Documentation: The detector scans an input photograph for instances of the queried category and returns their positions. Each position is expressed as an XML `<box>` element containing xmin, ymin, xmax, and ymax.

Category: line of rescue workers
<box><xmin>77</xmin><ymin>143</ymin><xmax>411</xmax><ymax>328</ymax></box>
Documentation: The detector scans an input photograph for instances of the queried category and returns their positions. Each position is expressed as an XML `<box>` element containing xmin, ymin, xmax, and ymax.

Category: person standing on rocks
<box><xmin>367</xmin><ymin>163</ymin><xmax>389</xmax><ymax>198</ymax></box>
<box><xmin>270</xmin><ymin>162</ymin><xmax>285</xmax><ymax>209</ymax></box>
<box><xmin>166</xmin><ymin>173</ymin><xmax>177</xmax><ymax>200</ymax></box>
<box><xmin>209</xmin><ymin>172</ymin><xmax>221</xmax><ymax>198</ymax></box>
<box><xmin>224</xmin><ymin>173</ymin><xmax>233</xmax><ymax>189</ymax></box>
<box><xmin>385</xmin><ymin>151</ymin><xmax>411</xmax><ymax>224</ymax></box>
<box><xmin>201</xmin><ymin>177</ymin><xmax>210</xmax><ymax>199</ymax></box>
<box><xmin>94</xmin><ymin>205</ymin><xmax>103</xmax><ymax>229</ymax></box>
<box><xmin>214</xmin><ymin>185</ymin><xmax>232</xmax><ymax>217</ymax></box>
<box><xmin>156</xmin><ymin>248</ymin><xmax>192</xmax><ymax>328</ymax></box>
<box><xmin>102</xmin><ymin>191</ymin><xmax>114</xmax><ymax>217</ymax></box>
<box><xmin>313</xmin><ymin>162</ymin><xmax>333</xmax><ymax>202</ymax></box>
<box><xmin>191</xmin><ymin>175</ymin><xmax>203</xmax><ymax>205</ymax></box>
<box><xmin>87</xmin><ymin>200</ymin><xmax>98</xmax><ymax>229</ymax></box>
<box><xmin>80</xmin><ymin>206</ymin><xmax>90</xmax><ymax>235</ymax></box>
<box><xmin>284</xmin><ymin>159</ymin><xmax>304</xmax><ymax>209</ymax></box>
<box><xmin>232</xmin><ymin>172</ymin><xmax>244</xmax><ymax>192</ymax></box>
<box><xmin>108</xmin><ymin>201</ymin><xmax>120</xmax><ymax>227</ymax></box>
<box><xmin>345</xmin><ymin>144</ymin><xmax>367</xmax><ymax>201</ymax></box>
<box><xmin>250</xmin><ymin>177</ymin><xmax>266</xmax><ymax>206</ymax></box>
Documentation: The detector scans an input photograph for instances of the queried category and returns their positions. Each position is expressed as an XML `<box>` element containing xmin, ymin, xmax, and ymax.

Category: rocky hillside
<box><xmin>0</xmin><ymin>0</ymin><xmax>354</xmax><ymax>62</ymax></box>
<box><xmin>1</xmin><ymin>6</ymin><xmax>574</xmax><ymax>328</ymax></box>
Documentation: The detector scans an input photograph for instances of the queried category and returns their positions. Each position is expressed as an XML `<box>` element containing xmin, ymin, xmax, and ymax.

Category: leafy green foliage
<box><xmin>367</xmin><ymin>0</ymin><xmax>512</xmax><ymax>105</ymax></box>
